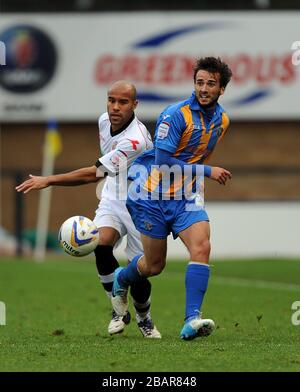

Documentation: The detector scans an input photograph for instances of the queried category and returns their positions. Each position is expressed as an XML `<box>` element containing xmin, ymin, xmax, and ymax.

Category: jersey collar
<box><xmin>110</xmin><ymin>113</ymin><xmax>135</xmax><ymax>137</ymax></box>
<box><xmin>189</xmin><ymin>91</ymin><xmax>223</xmax><ymax>117</ymax></box>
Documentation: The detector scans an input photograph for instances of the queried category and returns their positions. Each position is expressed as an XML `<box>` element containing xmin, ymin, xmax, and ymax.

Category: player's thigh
<box><xmin>94</xmin><ymin>200</ymin><xmax>125</xmax><ymax>247</ymax></box>
<box><xmin>98</xmin><ymin>226</ymin><xmax>121</xmax><ymax>247</ymax></box>
<box><xmin>178</xmin><ymin>221</ymin><xmax>211</xmax><ymax>262</ymax></box>
<box><xmin>125</xmin><ymin>215</ymin><xmax>168</xmax><ymax>272</ymax></box>
<box><xmin>125</xmin><ymin>223</ymin><xmax>144</xmax><ymax>261</ymax></box>
<box><xmin>102</xmin><ymin>198</ymin><xmax>141</xmax><ymax>258</ymax></box>
<box><xmin>171</xmin><ymin>199</ymin><xmax>209</xmax><ymax>239</ymax></box>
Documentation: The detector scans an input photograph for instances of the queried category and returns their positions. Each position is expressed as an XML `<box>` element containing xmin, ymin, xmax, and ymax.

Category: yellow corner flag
<box><xmin>34</xmin><ymin>120</ymin><xmax>62</xmax><ymax>261</ymax></box>
<box><xmin>45</xmin><ymin>120</ymin><xmax>62</xmax><ymax>157</ymax></box>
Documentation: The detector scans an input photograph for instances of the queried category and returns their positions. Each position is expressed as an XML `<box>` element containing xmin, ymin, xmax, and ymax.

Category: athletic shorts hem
<box><xmin>173</xmin><ymin>217</ymin><xmax>209</xmax><ymax>239</ymax></box>
<box><xmin>136</xmin><ymin>227</ymin><xmax>168</xmax><ymax>239</ymax></box>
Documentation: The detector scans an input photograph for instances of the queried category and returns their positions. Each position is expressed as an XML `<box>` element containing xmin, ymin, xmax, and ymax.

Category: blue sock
<box><xmin>185</xmin><ymin>263</ymin><xmax>210</xmax><ymax>321</ymax></box>
<box><xmin>118</xmin><ymin>254</ymin><xmax>145</xmax><ymax>286</ymax></box>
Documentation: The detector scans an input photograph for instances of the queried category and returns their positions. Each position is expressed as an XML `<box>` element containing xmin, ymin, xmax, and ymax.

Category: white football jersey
<box><xmin>96</xmin><ymin>112</ymin><xmax>153</xmax><ymax>200</ymax></box>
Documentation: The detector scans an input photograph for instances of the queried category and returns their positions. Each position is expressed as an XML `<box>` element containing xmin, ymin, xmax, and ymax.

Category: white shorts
<box><xmin>93</xmin><ymin>198</ymin><xmax>143</xmax><ymax>260</ymax></box>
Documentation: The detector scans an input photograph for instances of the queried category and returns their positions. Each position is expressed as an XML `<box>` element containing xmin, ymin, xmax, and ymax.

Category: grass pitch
<box><xmin>0</xmin><ymin>257</ymin><xmax>300</xmax><ymax>372</ymax></box>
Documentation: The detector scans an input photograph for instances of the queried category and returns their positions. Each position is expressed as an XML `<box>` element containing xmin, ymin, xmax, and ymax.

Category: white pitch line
<box><xmin>212</xmin><ymin>276</ymin><xmax>300</xmax><ymax>292</ymax></box>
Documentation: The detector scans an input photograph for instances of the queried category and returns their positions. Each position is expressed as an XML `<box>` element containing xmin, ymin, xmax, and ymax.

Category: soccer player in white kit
<box><xmin>16</xmin><ymin>81</ymin><xmax>161</xmax><ymax>338</ymax></box>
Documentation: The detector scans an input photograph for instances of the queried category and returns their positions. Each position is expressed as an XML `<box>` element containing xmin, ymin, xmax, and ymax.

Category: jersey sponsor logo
<box><xmin>157</xmin><ymin>122</ymin><xmax>170</xmax><ymax>139</ymax></box>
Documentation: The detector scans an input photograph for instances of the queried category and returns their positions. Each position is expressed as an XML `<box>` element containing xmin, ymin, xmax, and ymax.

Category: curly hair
<box><xmin>193</xmin><ymin>57</ymin><xmax>232</xmax><ymax>88</ymax></box>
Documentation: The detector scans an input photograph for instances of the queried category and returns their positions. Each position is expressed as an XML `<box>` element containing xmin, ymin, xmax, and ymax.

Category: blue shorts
<box><xmin>126</xmin><ymin>194</ymin><xmax>209</xmax><ymax>240</ymax></box>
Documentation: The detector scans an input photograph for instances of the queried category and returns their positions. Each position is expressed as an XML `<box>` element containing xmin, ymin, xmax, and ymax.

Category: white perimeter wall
<box><xmin>114</xmin><ymin>202</ymin><xmax>300</xmax><ymax>260</ymax></box>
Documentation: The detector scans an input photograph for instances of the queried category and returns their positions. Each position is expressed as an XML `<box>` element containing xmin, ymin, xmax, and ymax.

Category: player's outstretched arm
<box><xmin>15</xmin><ymin>165</ymin><xmax>100</xmax><ymax>194</ymax></box>
<box><xmin>15</xmin><ymin>174</ymin><xmax>50</xmax><ymax>194</ymax></box>
<box><xmin>210</xmin><ymin>166</ymin><xmax>232</xmax><ymax>185</ymax></box>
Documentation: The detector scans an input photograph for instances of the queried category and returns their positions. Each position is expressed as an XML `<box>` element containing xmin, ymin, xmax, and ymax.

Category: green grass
<box><xmin>0</xmin><ymin>257</ymin><xmax>300</xmax><ymax>372</ymax></box>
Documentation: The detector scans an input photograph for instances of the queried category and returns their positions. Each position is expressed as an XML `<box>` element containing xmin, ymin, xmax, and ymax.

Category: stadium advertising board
<box><xmin>0</xmin><ymin>12</ymin><xmax>299</xmax><ymax>121</ymax></box>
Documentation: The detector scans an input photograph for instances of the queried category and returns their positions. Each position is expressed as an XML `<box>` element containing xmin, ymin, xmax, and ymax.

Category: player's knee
<box><xmin>99</xmin><ymin>237</ymin><xmax>114</xmax><ymax>246</ymax></box>
<box><xmin>150</xmin><ymin>263</ymin><xmax>165</xmax><ymax>276</ymax></box>
<box><xmin>144</xmin><ymin>257</ymin><xmax>166</xmax><ymax>276</ymax></box>
<box><xmin>189</xmin><ymin>239</ymin><xmax>211</xmax><ymax>262</ymax></box>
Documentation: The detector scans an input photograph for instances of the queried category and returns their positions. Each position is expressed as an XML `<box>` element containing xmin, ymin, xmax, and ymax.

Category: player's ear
<box><xmin>133</xmin><ymin>99</ymin><xmax>138</xmax><ymax>109</ymax></box>
<box><xmin>219</xmin><ymin>86</ymin><xmax>225</xmax><ymax>96</ymax></box>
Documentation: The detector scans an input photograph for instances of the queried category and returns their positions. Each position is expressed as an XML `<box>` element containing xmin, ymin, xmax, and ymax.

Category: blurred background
<box><xmin>1</xmin><ymin>0</ymin><xmax>300</xmax><ymax>259</ymax></box>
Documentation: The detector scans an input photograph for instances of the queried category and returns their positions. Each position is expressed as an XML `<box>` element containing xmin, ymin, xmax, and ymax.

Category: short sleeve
<box><xmin>98</xmin><ymin>137</ymin><xmax>146</xmax><ymax>175</ymax></box>
<box><xmin>155</xmin><ymin>109</ymin><xmax>185</xmax><ymax>154</ymax></box>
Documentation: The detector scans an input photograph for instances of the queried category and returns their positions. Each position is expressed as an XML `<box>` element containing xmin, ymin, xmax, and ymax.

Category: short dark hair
<box><xmin>193</xmin><ymin>57</ymin><xmax>232</xmax><ymax>88</ymax></box>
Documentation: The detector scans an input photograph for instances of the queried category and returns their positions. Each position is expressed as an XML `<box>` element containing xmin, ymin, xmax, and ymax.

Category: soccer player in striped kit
<box><xmin>111</xmin><ymin>58</ymin><xmax>233</xmax><ymax>340</ymax></box>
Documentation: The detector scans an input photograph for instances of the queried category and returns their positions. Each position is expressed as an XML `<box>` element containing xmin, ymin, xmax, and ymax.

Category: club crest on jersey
<box><xmin>157</xmin><ymin>122</ymin><xmax>169</xmax><ymax>139</ymax></box>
